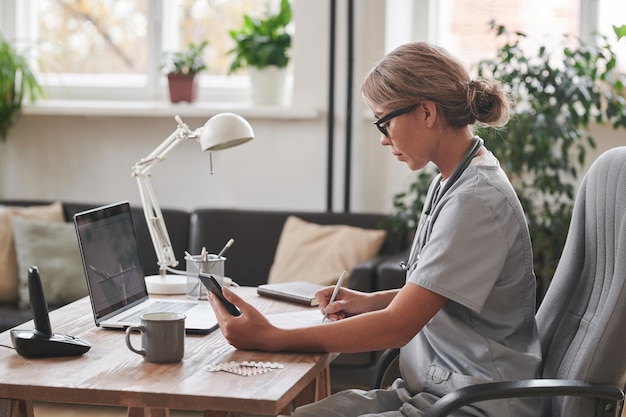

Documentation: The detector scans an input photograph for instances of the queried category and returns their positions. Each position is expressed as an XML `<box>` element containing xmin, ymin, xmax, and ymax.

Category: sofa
<box><xmin>0</xmin><ymin>199</ymin><xmax>407</xmax><ymax>392</ymax></box>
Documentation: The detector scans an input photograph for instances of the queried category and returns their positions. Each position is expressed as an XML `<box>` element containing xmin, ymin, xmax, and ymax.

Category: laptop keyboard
<box><xmin>119</xmin><ymin>301</ymin><xmax>198</xmax><ymax>323</ymax></box>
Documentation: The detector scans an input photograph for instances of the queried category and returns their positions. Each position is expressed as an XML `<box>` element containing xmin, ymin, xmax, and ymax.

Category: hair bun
<box><xmin>467</xmin><ymin>79</ymin><xmax>510</xmax><ymax>127</ymax></box>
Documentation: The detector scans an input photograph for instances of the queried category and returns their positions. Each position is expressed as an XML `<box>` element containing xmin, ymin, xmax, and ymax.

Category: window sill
<box><xmin>23</xmin><ymin>99</ymin><xmax>321</xmax><ymax>120</ymax></box>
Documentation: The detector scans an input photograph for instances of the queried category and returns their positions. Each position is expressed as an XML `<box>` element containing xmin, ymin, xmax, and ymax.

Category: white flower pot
<box><xmin>248</xmin><ymin>66</ymin><xmax>288</xmax><ymax>106</ymax></box>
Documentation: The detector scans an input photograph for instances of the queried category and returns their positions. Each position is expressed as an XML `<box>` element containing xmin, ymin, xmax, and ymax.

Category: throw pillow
<box><xmin>0</xmin><ymin>202</ymin><xmax>64</xmax><ymax>303</ymax></box>
<box><xmin>12</xmin><ymin>217</ymin><xmax>87</xmax><ymax>308</ymax></box>
<box><xmin>268</xmin><ymin>216</ymin><xmax>387</xmax><ymax>286</ymax></box>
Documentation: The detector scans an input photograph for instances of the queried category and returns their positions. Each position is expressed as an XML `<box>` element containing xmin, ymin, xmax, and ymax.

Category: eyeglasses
<box><xmin>373</xmin><ymin>104</ymin><xmax>418</xmax><ymax>137</ymax></box>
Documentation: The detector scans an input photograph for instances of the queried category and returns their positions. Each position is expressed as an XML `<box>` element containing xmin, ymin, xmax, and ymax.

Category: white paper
<box><xmin>266</xmin><ymin>309</ymin><xmax>323</xmax><ymax>329</ymax></box>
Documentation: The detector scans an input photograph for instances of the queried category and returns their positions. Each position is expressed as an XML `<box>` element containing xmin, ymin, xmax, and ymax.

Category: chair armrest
<box><xmin>424</xmin><ymin>379</ymin><xmax>625</xmax><ymax>417</ymax></box>
<box><xmin>372</xmin><ymin>347</ymin><xmax>401</xmax><ymax>389</ymax></box>
<box><xmin>349</xmin><ymin>254</ymin><xmax>393</xmax><ymax>292</ymax></box>
<box><xmin>374</xmin><ymin>250</ymin><xmax>409</xmax><ymax>291</ymax></box>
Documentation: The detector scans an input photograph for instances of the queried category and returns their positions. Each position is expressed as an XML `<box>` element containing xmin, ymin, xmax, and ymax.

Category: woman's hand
<box><xmin>207</xmin><ymin>287</ymin><xmax>278</xmax><ymax>351</ymax></box>
<box><xmin>315</xmin><ymin>286</ymin><xmax>375</xmax><ymax>321</ymax></box>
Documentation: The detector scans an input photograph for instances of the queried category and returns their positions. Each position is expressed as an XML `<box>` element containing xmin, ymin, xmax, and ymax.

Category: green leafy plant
<box><xmin>228</xmin><ymin>0</ymin><xmax>292</xmax><ymax>72</ymax></box>
<box><xmin>0</xmin><ymin>33</ymin><xmax>43</xmax><ymax>141</ymax></box>
<box><xmin>388</xmin><ymin>23</ymin><xmax>626</xmax><ymax>287</ymax></box>
<box><xmin>160</xmin><ymin>41</ymin><xmax>209</xmax><ymax>75</ymax></box>
<box><xmin>477</xmin><ymin>22</ymin><xmax>626</xmax><ymax>285</ymax></box>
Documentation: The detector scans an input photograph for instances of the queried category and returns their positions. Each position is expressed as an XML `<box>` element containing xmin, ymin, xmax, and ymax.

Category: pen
<box><xmin>217</xmin><ymin>238</ymin><xmax>235</xmax><ymax>258</ymax></box>
<box><xmin>321</xmin><ymin>271</ymin><xmax>346</xmax><ymax>323</ymax></box>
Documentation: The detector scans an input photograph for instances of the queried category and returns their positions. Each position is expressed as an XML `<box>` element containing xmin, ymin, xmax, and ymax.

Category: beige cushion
<box><xmin>12</xmin><ymin>217</ymin><xmax>87</xmax><ymax>308</ymax></box>
<box><xmin>268</xmin><ymin>216</ymin><xmax>386</xmax><ymax>286</ymax></box>
<box><xmin>0</xmin><ymin>202</ymin><xmax>64</xmax><ymax>303</ymax></box>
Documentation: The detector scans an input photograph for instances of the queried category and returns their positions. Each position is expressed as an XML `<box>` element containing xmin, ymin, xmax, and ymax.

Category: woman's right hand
<box><xmin>315</xmin><ymin>286</ymin><xmax>374</xmax><ymax>321</ymax></box>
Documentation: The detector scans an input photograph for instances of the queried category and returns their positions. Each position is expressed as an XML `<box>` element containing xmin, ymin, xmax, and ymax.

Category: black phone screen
<box><xmin>199</xmin><ymin>275</ymin><xmax>242</xmax><ymax>316</ymax></box>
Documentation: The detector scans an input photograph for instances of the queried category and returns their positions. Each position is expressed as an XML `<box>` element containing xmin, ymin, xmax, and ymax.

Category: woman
<box><xmin>208</xmin><ymin>42</ymin><xmax>542</xmax><ymax>417</ymax></box>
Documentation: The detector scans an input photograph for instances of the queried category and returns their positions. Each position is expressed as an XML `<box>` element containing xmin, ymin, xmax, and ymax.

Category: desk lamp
<box><xmin>132</xmin><ymin>113</ymin><xmax>254</xmax><ymax>294</ymax></box>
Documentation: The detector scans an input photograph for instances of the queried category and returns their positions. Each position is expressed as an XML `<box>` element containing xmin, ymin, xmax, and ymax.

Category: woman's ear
<box><xmin>421</xmin><ymin>101</ymin><xmax>438</xmax><ymax>127</ymax></box>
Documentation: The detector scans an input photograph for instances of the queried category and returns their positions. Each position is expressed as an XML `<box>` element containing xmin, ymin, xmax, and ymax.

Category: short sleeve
<box><xmin>408</xmin><ymin>192</ymin><xmax>509</xmax><ymax>312</ymax></box>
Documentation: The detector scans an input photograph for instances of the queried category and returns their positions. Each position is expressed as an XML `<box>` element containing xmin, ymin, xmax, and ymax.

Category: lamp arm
<box><xmin>135</xmin><ymin>174</ymin><xmax>178</xmax><ymax>272</ymax></box>
<box><xmin>133</xmin><ymin>119</ymin><xmax>200</xmax><ymax>177</ymax></box>
<box><xmin>131</xmin><ymin>116</ymin><xmax>200</xmax><ymax>274</ymax></box>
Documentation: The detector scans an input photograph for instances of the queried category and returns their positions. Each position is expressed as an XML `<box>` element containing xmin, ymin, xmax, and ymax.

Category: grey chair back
<box><xmin>537</xmin><ymin>146</ymin><xmax>626</xmax><ymax>416</ymax></box>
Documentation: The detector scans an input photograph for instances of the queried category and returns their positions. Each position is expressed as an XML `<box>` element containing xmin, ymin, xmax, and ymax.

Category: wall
<box><xmin>0</xmin><ymin>114</ymin><xmax>330</xmax><ymax>211</ymax></box>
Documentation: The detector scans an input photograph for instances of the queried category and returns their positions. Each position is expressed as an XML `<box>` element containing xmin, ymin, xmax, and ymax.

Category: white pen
<box><xmin>217</xmin><ymin>238</ymin><xmax>235</xmax><ymax>258</ymax></box>
<box><xmin>321</xmin><ymin>271</ymin><xmax>347</xmax><ymax>323</ymax></box>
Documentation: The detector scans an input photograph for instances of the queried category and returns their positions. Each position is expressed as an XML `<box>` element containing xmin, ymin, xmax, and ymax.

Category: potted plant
<box><xmin>160</xmin><ymin>41</ymin><xmax>208</xmax><ymax>103</ymax></box>
<box><xmin>0</xmin><ymin>33</ymin><xmax>43</xmax><ymax>140</ymax></box>
<box><xmin>387</xmin><ymin>23</ymin><xmax>626</xmax><ymax>298</ymax></box>
<box><xmin>228</xmin><ymin>0</ymin><xmax>292</xmax><ymax>105</ymax></box>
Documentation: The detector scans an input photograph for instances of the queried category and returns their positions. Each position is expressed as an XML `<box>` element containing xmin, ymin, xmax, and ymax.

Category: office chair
<box><xmin>372</xmin><ymin>146</ymin><xmax>626</xmax><ymax>417</ymax></box>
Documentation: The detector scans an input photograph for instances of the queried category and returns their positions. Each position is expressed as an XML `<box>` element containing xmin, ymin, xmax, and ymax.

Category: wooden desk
<box><xmin>0</xmin><ymin>287</ymin><xmax>335</xmax><ymax>417</ymax></box>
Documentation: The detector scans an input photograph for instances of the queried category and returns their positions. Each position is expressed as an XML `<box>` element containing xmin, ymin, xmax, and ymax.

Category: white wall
<box><xmin>0</xmin><ymin>114</ymin><xmax>331</xmax><ymax>211</ymax></box>
<box><xmin>0</xmin><ymin>1</ymin><xmax>623</xmax><ymax>215</ymax></box>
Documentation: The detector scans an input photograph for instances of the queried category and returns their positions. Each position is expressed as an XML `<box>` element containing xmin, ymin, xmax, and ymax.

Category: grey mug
<box><xmin>125</xmin><ymin>312</ymin><xmax>185</xmax><ymax>363</ymax></box>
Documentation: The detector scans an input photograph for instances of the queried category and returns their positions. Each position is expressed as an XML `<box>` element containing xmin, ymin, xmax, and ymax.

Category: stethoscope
<box><xmin>400</xmin><ymin>136</ymin><xmax>484</xmax><ymax>271</ymax></box>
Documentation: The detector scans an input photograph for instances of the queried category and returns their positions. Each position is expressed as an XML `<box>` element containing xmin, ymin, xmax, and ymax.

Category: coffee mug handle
<box><xmin>125</xmin><ymin>325</ymin><xmax>146</xmax><ymax>357</ymax></box>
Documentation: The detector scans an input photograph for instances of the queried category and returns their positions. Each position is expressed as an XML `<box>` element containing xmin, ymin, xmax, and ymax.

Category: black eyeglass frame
<box><xmin>373</xmin><ymin>104</ymin><xmax>418</xmax><ymax>137</ymax></box>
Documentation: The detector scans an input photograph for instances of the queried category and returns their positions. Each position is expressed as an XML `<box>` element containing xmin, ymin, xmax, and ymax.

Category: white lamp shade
<box><xmin>200</xmin><ymin>113</ymin><xmax>254</xmax><ymax>151</ymax></box>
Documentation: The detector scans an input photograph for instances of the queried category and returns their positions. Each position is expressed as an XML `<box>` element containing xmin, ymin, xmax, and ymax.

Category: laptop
<box><xmin>73</xmin><ymin>201</ymin><xmax>218</xmax><ymax>335</ymax></box>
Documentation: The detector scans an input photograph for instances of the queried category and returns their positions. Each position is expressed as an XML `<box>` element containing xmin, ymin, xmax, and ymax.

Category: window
<box><xmin>434</xmin><ymin>0</ymin><xmax>580</xmax><ymax>65</ymax></box>
<box><xmin>598</xmin><ymin>0</ymin><xmax>626</xmax><ymax>72</ymax></box>
<box><xmin>385</xmin><ymin>0</ymin><xmax>624</xmax><ymax>74</ymax></box>
<box><xmin>36</xmin><ymin>0</ymin><xmax>149</xmax><ymax>75</ymax></box>
<box><xmin>1</xmin><ymin>0</ymin><xmax>286</xmax><ymax>102</ymax></box>
<box><xmin>168</xmin><ymin>0</ymin><xmax>282</xmax><ymax>76</ymax></box>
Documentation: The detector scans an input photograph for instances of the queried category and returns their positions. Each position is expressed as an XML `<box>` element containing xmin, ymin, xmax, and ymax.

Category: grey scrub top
<box><xmin>401</xmin><ymin>155</ymin><xmax>542</xmax><ymax>417</ymax></box>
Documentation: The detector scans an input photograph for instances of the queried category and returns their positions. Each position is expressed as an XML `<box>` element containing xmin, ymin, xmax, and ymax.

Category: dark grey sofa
<box><xmin>0</xmin><ymin>199</ymin><xmax>407</xmax><ymax>391</ymax></box>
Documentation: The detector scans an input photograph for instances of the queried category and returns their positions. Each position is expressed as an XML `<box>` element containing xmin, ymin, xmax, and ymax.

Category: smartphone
<box><xmin>199</xmin><ymin>275</ymin><xmax>242</xmax><ymax>316</ymax></box>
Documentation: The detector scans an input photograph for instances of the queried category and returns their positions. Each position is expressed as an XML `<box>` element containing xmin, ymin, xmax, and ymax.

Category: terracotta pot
<box><xmin>167</xmin><ymin>73</ymin><xmax>198</xmax><ymax>103</ymax></box>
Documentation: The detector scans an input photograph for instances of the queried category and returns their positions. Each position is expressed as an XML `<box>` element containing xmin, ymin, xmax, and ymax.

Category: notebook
<box><xmin>73</xmin><ymin>201</ymin><xmax>218</xmax><ymax>335</ymax></box>
<box><xmin>257</xmin><ymin>281</ymin><xmax>325</xmax><ymax>306</ymax></box>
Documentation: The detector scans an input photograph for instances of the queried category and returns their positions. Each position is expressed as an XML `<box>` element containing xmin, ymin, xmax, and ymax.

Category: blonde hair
<box><xmin>362</xmin><ymin>42</ymin><xmax>511</xmax><ymax>129</ymax></box>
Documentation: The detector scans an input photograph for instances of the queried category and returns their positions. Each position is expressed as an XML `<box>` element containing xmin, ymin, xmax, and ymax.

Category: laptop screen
<box><xmin>74</xmin><ymin>202</ymin><xmax>148</xmax><ymax>321</ymax></box>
